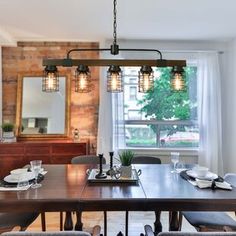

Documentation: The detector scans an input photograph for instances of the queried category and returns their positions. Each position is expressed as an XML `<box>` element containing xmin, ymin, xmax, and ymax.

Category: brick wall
<box><xmin>2</xmin><ymin>42</ymin><xmax>99</xmax><ymax>153</ymax></box>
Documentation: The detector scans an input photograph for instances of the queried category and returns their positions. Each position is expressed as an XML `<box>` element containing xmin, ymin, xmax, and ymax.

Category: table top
<box><xmin>0</xmin><ymin>164</ymin><xmax>236</xmax><ymax>212</ymax></box>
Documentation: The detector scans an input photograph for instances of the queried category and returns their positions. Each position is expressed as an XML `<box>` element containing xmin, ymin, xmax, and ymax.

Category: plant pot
<box><xmin>3</xmin><ymin>131</ymin><xmax>14</xmax><ymax>139</ymax></box>
<box><xmin>120</xmin><ymin>165</ymin><xmax>132</xmax><ymax>178</ymax></box>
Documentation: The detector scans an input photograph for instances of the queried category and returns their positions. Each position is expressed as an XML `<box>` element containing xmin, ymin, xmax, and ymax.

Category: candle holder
<box><xmin>95</xmin><ymin>154</ymin><xmax>107</xmax><ymax>179</ymax></box>
<box><xmin>106</xmin><ymin>151</ymin><xmax>114</xmax><ymax>176</ymax></box>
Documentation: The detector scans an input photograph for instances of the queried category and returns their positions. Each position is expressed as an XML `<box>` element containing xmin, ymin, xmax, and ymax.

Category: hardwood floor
<box><xmin>27</xmin><ymin>211</ymin><xmax>196</xmax><ymax>235</ymax></box>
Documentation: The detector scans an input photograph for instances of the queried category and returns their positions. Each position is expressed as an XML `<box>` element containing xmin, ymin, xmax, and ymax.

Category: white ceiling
<box><xmin>0</xmin><ymin>0</ymin><xmax>236</xmax><ymax>45</ymax></box>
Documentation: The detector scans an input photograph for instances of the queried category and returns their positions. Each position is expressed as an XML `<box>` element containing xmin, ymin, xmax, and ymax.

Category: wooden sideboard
<box><xmin>0</xmin><ymin>141</ymin><xmax>88</xmax><ymax>178</ymax></box>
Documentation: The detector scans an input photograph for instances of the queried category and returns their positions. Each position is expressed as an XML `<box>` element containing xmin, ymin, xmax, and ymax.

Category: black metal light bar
<box><xmin>43</xmin><ymin>58</ymin><xmax>186</xmax><ymax>67</ymax></box>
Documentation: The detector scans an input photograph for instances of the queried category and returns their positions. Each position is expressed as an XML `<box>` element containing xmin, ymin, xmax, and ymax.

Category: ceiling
<box><xmin>0</xmin><ymin>0</ymin><xmax>236</xmax><ymax>45</ymax></box>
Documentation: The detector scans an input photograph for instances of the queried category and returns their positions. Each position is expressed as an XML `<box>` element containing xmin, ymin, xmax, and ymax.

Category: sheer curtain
<box><xmin>197</xmin><ymin>52</ymin><xmax>223</xmax><ymax>175</ymax></box>
<box><xmin>97</xmin><ymin>68</ymin><xmax>113</xmax><ymax>159</ymax></box>
<box><xmin>112</xmin><ymin>92</ymin><xmax>125</xmax><ymax>156</ymax></box>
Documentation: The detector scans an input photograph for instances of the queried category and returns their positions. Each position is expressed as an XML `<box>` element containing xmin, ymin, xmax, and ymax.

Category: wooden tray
<box><xmin>87</xmin><ymin>168</ymin><xmax>139</xmax><ymax>183</ymax></box>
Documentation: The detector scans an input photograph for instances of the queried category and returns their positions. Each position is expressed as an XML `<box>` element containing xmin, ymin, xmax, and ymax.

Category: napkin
<box><xmin>0</xmin><ymin>185</ymin><xmax>31</xmax><ymax>191</ymax></box>
<box><xmin>180</xmin><ymin>170</ymin><xmax>232</xmax><ymax>190</ymax></box>
<box><xmin>195</xmin><ymin>179</ymin><xmax>232</xmax><ymax>190</ymax></box>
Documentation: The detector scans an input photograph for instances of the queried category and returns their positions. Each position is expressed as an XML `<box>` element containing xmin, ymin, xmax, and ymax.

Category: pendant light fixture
<box><xmin>138</xmin><ymin>65</ymin><xmax>154</xmax><ymax>92</ymax></box>
<box><xmin>75</xmin><ymin>65</ymin><xmax>92</xmax><ymax>93</ymax></box>
<box><xmin>171</xmin><ymin>66</ymin><xmax>185</xmax><ymax>91</ymax></box>
<box><xmin>42</xmin><ymin>0</ymin><xmax>186</xmax><ymax>93</ymax></box>
<box><xmin>42</xmin><ymin>65</ymin><xmax>59</xmax><ymax>92</ymax></box>
<box><xmin>107</xmin><ymin>65</ymin><xmax>123</xmax><ymax>92</ymax></box>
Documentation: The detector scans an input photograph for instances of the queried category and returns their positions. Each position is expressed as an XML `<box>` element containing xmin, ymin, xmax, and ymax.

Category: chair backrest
<box><xmin>158</xmin><ymin>233</ymin><xmax>236</xmax><ymax>236</ymax></box>
<box><xmin>131</xmin><ymin>155</ymin><xmax>161</xmax><ymax>164</ymax></box>
<box><xmin>71</xmin><ymin>155</ymin><xmax>106</xmax><ymax>164</ymax></box>
<box><xmin>224</xmin><ymin>173</ymin><xmax>236</xmax><ymax>187</ymax></box>
<box><xmin>2</xmin><ymin>232</ymin><xmax>91</xmax><ymax>236</ymax></box>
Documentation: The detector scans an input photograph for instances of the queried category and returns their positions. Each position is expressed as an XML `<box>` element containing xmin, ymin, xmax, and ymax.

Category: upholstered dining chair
<box><xmin>124</xmin><ymin>156</ymin><xmax>162</xmax><ymax>236</ymax></box>
<box><xmin>179</xmin><ymin>173</ymin><xmax>236</xmax><ymax>232</ymax></box>
<box><xmin>60</xmin><ymin>155</ymin><xmax>106</xmax><ymax>234</ymax></box>
<box><xmin>0</xmin><ymin>212</ymin><xmax>40</xmax><ymax>234</ymax></box>
<box><xmin>2</xmin><ymin>225</ymin><xmax>102</xmax><ymax>236</ymax></box>
<box><xmin>142</xmin><ymin>224</ymin><xmax>236</xmax><ymax>236</ymax></box>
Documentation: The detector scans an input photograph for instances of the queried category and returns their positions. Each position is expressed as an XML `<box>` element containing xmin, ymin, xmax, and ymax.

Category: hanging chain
<box><xmin>113</xmin><ymin>0</ymin><xmax>117</xmax><ymax>45</ymax></box>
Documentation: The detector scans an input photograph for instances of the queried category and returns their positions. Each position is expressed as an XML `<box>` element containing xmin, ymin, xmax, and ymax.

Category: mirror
<box><xmin>16</xmin><ymin>74</ymin><xmax>70</xmax><ymax>139</ymax></box>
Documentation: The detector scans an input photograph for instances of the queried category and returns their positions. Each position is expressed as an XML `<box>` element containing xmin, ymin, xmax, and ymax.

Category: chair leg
<box><xmin>64</xmin><ymin>211</ymin><xmax>73</xmax><ymax>231</ymax></box>
<box><xmin>154</xmin><ymin>211</ymin><xmax>162</xmax><ymax>233</ymax></box>
<box><xmin>60</xmin><ymin>212</ymin><xmax>63</xmax><ymax>231</ymax></box>
<box><xmin>178</xmin><ymin>212</ymin><xmax>183</xmax><ymax>231</ymax></box>
<box><xmin>125</xmin><ymin>211</ymin><xmax>129</xmax><ymax>236</ymax></box>
<box><xmin>75</xmin><ymin>211</ymin><xmax>83</xmax><ymax>231</ymax></box>
<box><xmin>41</xmin><ymin>212</ymin><xmax>46</xmax><ymax>231</ymax></box>
<box><xmin>169</xmin><ymin>211</ymin><xmax>180</xmax><ymax>231</ymax></box>
<box><xmin>104</xmin><ymin>211</ymin><xmax>107</xmax><ymax>236</ymax></box>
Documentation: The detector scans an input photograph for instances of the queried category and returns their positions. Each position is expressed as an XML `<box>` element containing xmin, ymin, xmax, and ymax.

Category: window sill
<box><xmin>118</xmin><ymin>148</ymin><xmax>198</xmax><ymax>164</ymax></box>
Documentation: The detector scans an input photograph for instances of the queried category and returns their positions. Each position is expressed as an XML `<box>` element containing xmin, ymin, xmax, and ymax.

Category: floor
<box><xmin>27</xmin><ymin>211</ymin><xmax>196</xmax><ymax>236</ymax></box>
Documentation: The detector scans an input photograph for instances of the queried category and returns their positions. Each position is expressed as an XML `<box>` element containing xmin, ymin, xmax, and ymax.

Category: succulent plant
<box><xmin>118</xmin><ymin>150</ymin><xmax>134</xmax><ymax>166</ymax></box>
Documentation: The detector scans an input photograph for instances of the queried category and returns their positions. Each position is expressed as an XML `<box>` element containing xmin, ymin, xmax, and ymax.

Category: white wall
<box><xmin>221</xmin><ymin>39</ymin><xmax>236</xmax><ymax>173</ymax></box>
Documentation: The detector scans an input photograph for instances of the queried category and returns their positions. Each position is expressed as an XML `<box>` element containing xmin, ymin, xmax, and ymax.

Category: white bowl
<box><xmin>193</xmin><ymin>166</ymin><xmax>209</xmax><ymax>177</ymax></box>
<box><xmin>10</xmin><ymin>168</ymin><xmax>28</xmax><ymax>180</ymax></box>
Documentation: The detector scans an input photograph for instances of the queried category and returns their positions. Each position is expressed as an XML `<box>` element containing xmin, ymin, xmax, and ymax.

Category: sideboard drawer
<box><xmin>25</xmin><ymin>145</ymin><xmax>51</xmax><ymax>155</ymax></box>
<box><xmin>52</xmin><ymin>143</ymin><xmax>87</xmax><ymax>155</ymax></box>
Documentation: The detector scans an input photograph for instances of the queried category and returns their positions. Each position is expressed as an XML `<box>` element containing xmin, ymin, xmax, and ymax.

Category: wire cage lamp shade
<box><xmin>107</xmin><ymin>65</ymin><xmax>123</xmax><ymax>92</ymax></box>
<box><xmin>42</xmin><ymin>65</ymin><xmax>59</xmax><ymax>92</ymax></box>
<box><xmin>138</xmin><ymin>65</ymin><xmax>154</xmax><ymax>92</ymax></box>
<box><xmin>171</xmin><ymin>66</ymin><xmax>185</xmax><ymax>91</ymax></box>
<box><xmin>75</xmin><ymin>65</ymin><xmax>92</xmax><ymax>93</ymax></box>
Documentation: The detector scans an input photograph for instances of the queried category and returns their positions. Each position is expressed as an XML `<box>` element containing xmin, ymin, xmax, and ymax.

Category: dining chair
<box><xmin>0</xmin><ymin>212</ymin><xmax>40</xmax><ymax>234</ymax></box>
<box><xmin>142</xmin><ymin>224</ymin><xmax>236</xmax><ymax>236</ymax></box>
<box><xmin>179</xmin><ymin>173</ymin><xmax>236</xmax><ymax>232</ymax></box>
<box><xmin>60</xmin><ymin>155</ymin><xmax>106</xmax><ymax>234</ymax></box>
<box><xmin>124</xmin><ymin>156</ymin><xmax>162</xmax><ymax>236</ymax></box>
<box><xmin>1</xmin><ymin>225</ymin><xmax>102</xmax><ymax>236</ymax></box>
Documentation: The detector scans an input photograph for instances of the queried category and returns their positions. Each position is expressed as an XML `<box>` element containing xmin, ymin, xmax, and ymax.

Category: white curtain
<box><xmin>97</xmin><ymin>68</ymin><xmax>113</xmax><ymax>160</ymax></box>
<box><xmin>197</xmin><ymin>52</ymin><xmax>223</xmax><ymax>175</ymax></box>
<box><xmin>112</xmin><ymin>92</ymin><xmax>125</xmax><ymax>156</ymax></box>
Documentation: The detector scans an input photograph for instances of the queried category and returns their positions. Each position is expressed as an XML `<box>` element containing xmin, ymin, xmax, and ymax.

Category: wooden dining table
<box><xmin>0</xmin><ymin>164</ymin><xmax>236</xmax><ymax>234</ymax></box>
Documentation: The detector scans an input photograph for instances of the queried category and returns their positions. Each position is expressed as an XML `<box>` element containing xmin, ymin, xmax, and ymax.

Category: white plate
<box><xmin>186</xmin><ymin>170</ymin><xmax>218</xmax><ymax>180</ymax></box>
<box><xmin>4</xmin><ymin>172</ymin><xmax>35</xmax><ymax>183</ymax></box>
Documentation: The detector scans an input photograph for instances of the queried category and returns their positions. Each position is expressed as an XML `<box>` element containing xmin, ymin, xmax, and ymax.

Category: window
<box><xmin>117</xmin><ymin>65</ymin><xmax>199</xmax><ymax>149</ymax></box>
<box><xmin>129</xmin><ymin>86</ymin><xmax>137</xmax><ymax>101</ymax></box>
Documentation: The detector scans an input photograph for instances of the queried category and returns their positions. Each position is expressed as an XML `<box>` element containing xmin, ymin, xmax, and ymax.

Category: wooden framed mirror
<box><xmin>16</xmin><ymin>73</ymin><xmax>70</xmax><ymax>140</ymax></box>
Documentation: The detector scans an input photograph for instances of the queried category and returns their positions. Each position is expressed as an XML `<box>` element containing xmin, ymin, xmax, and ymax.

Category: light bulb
<box><xmin>143</xmin><ymin>73</ymin><xmax>151</xmax><ymax>91</ymax></box>
<box><xmin>111</xmin><ymin>73</ymin><xmax>119</xmax><ymax>91</ymax></box>
<box><xmin>79</xmin><ymin>73</ymin><xmax>88</xmax><ymax>90</ymax></box>
<box><xmin>47</xmin><ymin>73</ymin><xmax>55</xmax><ymax>89</ymax></box>
<box><xmin>173</xmin><ymin>73</ymin><xmax>183</xmax><ymax>91</ymax></box>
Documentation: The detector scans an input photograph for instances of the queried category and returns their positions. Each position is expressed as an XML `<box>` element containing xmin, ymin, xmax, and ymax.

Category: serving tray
<box><xmin>87</xmin><ymin>168</ymin><xmax>139</xmax><ymax>183</ymax></box>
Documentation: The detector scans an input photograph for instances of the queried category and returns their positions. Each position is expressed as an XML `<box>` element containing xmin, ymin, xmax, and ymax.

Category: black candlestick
<box><xmin>95</xmin><ymin>154</ymin><xmax>107</xmax><ymax>179</ymax></box>
<box><xmin>106</xmin><ymin>151</ymin><xmax>114</xmax><ymax>175</ymax></box>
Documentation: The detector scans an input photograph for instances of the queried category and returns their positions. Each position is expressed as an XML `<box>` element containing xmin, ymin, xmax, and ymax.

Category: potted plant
<box><xmin>118</xmin><ymin>150</ymin><xmax>134</xmax><ymax>178</ymax></box>
<box><xmin>1</xmin><ymin>122</ymin><xmax>15</xmax><ymax>141</ymax></box>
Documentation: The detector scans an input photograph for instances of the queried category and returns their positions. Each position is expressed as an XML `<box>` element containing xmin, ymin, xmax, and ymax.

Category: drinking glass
<box><xmin>30</xmin><ymin>160</ymin><xmax>42</xmax><ymax>189</ymax></box>
<box><xmin>171</xmin><ymin>152</ymin><xmax>180</xmax><ymax>173</ymax></box>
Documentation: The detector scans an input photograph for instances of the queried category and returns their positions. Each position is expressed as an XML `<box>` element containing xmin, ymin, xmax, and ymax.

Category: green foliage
<box><xmin>118</xmin><ymin>150</ymin><xmax>134</xmax><ymax>166</ymax></box>
<box><xmin>138</xmin><ymin>67</ymin><xmax>197</xmax><ymax>134</ymax></box>
<box><xmin>1</xmin><ymin>122</ymin><xmax>14</xmax><ymax>132</ymax></box>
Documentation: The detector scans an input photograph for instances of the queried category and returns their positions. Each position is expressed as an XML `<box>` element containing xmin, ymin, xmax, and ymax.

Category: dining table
<box><xmin>0</xmin><ymin>164</ymin><xmax>236</xmax><ymax>235</ymax></box>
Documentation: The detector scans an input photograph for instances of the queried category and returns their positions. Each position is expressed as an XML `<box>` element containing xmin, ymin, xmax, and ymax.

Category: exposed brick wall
<box><xmin>2</xmin><ymin>42</ymin><xmax>99</xmax><ymax>153</ymax></box>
